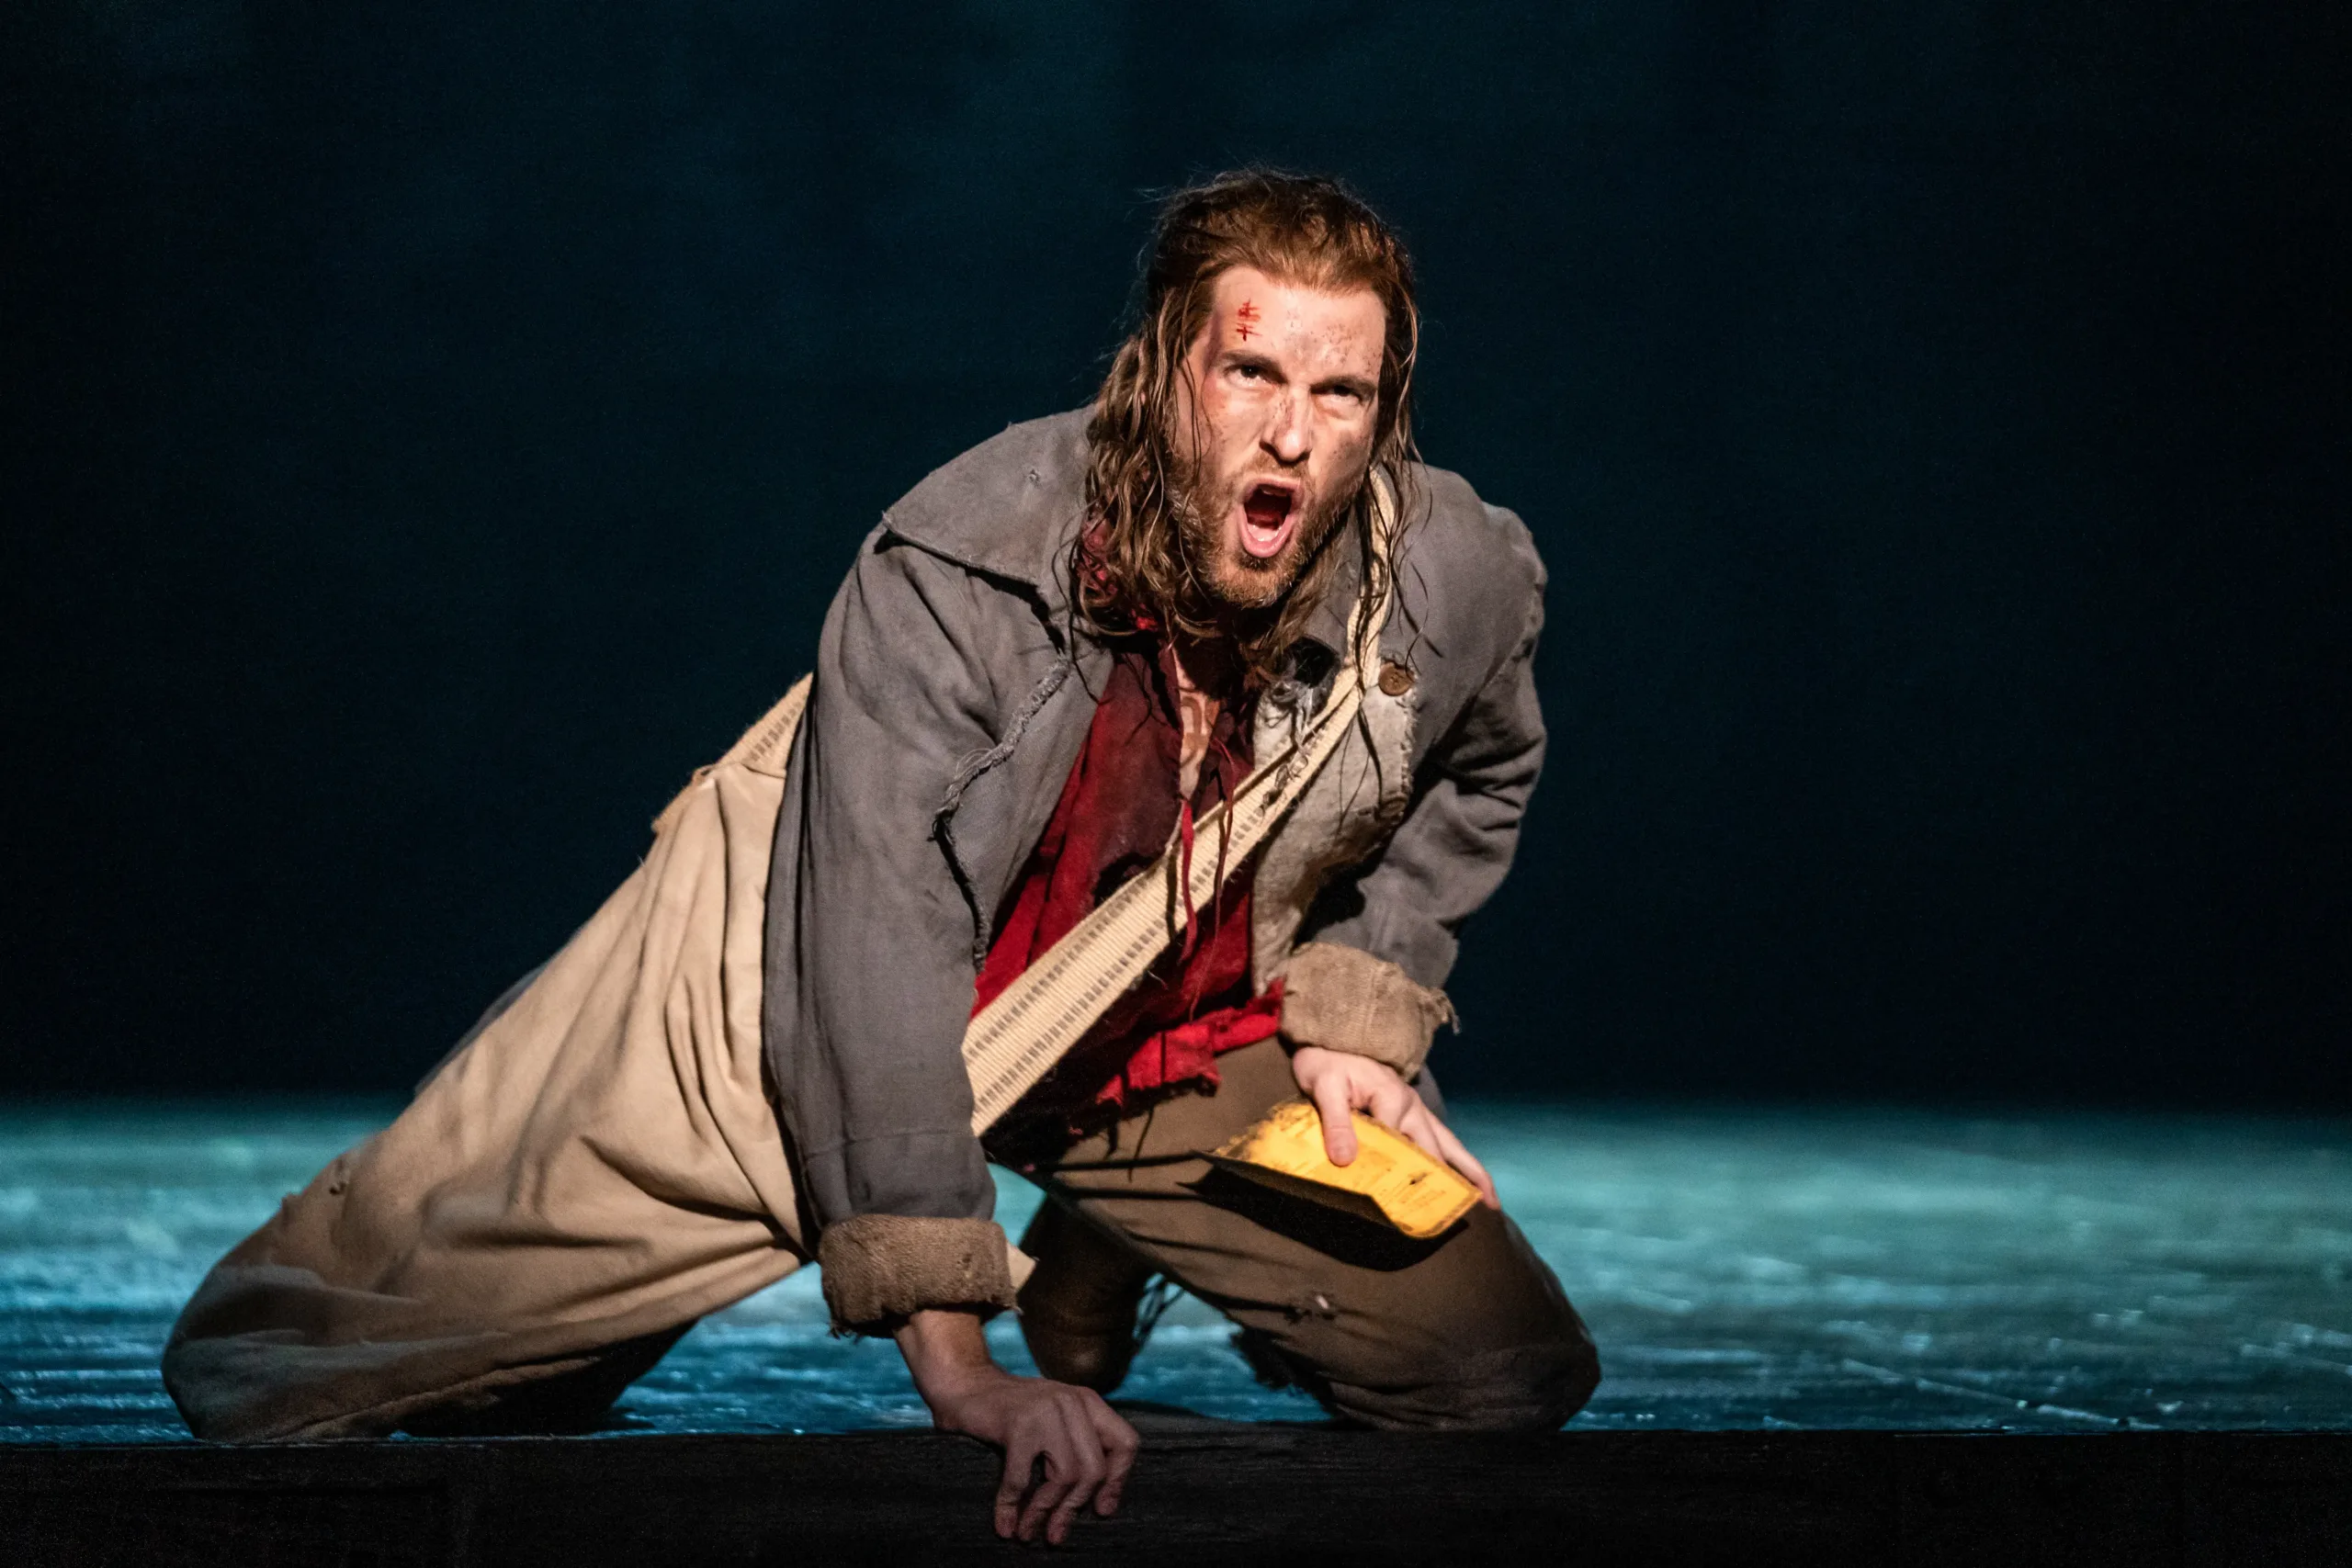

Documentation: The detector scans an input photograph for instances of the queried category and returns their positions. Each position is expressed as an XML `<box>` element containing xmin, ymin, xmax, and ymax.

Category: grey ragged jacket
<box><xmin>762</xmin><ymin>412</ymin><xmax>1548</xmax><ymax>1331</ymax></box>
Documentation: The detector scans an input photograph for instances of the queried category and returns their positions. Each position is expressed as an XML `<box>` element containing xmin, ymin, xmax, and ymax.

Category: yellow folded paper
<box><xmin>1207</xmin><ymin>1098</ymin><xmax>1479</xmax><ymax>1239</ymax></box>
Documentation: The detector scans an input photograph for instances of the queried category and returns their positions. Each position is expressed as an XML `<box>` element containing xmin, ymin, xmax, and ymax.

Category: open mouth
<box><xmin>1237</xmin><ymin>480</ymin><xmax>1302</xmax><ymax>561</ymax></box>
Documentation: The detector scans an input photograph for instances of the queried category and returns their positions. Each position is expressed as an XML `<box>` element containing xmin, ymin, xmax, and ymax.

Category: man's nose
<box><xmin>1262</xmin><ymin>392</ymin><xmax>1310</xmax><ymax>466</ymax></box>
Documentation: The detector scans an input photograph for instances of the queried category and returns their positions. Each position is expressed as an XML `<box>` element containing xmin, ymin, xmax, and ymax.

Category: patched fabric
<box><xmin>1277</xmin><ymin>941</ymin><xmax>1456</xmax><ymax>1079</ymax></box>
<box><xmin>818</xmin><ymin>1214</ymin><xmax>1017</xmax><ymax>1334</ymax></box>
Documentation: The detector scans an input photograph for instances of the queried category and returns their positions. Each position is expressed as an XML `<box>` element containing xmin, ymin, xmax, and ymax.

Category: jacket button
<box><xmin>1377</xmin><ymin>660</ymin><xmax>1415</xmax><ymax>696</ymax></box>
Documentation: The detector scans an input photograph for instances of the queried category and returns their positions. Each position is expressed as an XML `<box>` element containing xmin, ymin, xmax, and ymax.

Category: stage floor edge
<box><xmin>6</xmin><ymin>1424</ymin><xmax>2350</xmax><ymax>1566</ymax></box>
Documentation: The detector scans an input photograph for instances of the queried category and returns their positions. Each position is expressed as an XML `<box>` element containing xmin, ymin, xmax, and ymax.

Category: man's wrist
<box><xmin>896</xmin><ymin>1306</ymin><xmax>1004</xmax><ymax>1410</ymax></box>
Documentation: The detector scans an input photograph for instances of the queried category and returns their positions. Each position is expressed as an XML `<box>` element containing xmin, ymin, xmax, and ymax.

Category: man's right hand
<box><xmin>895</xmin><ymin>1306</ymin><xmax>1139</xmax><ymax>1545</ymax></box>
<box><xmin>1289</xmin><ymin>1044</ymin><xmax>1499</xmax><ymax>1209</ymax></box>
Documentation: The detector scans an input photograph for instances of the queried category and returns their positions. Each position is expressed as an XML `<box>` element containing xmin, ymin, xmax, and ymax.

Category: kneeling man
<box><xmin>164</xmin><ymin>170</ymin><xmax>1598</xmax><ymax>1546</ymax></box>
<box><xmin>779</xmin><ymin>172</ymin><xmax>1596</xmax><ymax>1540</ymax></box>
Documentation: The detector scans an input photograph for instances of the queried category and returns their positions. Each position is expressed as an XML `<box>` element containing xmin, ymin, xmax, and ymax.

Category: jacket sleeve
<box><xmin>1285</xmin><ymin>538</ymin><xmax>1548</xmax><ymax>1078</ymax></box>
<box><xmin>764</xmin><ymin>528</ymin><xmax>1017</xmax><ymax>1333</ymax></box>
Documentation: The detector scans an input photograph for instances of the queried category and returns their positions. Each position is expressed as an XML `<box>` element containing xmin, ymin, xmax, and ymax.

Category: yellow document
<box><xmin>1208</xmin><ymin>1099</ymin><xmax>1479</xmax><ymax>1239</ymax></box>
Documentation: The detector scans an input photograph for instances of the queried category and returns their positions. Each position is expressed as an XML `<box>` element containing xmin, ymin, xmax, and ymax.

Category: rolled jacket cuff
<box><xmin>818</xmin><ymin>1214</ymin><xmax>1020</xmax><ymax>1336</ymax></box>
<box><xmin>1278</xmin><ymin>941</ymin><xmax>1457</xmax><ymax>1079</ymax></box>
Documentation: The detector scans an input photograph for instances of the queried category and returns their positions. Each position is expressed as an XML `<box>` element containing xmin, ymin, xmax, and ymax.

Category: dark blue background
<box><xmin>6</xmin><ymin>2</ymin><xmax>2346</xmax><ymax>1104</ymax></box>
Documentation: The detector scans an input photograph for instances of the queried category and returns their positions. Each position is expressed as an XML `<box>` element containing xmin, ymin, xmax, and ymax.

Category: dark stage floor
<box><xmin>6</xmin><ymin>1100</ymin><xmax>2349</xmax><ymax>1441</ymax></box>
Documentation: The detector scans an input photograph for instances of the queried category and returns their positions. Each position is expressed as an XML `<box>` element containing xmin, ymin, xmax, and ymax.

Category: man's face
<box><xmin>1169</xmin><ymin>265</ymin><xmax>1386</xmax><ymax>612</ymax></box>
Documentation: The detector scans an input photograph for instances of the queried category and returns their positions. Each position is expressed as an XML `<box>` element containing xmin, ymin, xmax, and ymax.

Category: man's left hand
<box><xmin>1287</xmin><ymin>1045</ymin><xmax>1499</xmax><ymax>1209</ymax></box>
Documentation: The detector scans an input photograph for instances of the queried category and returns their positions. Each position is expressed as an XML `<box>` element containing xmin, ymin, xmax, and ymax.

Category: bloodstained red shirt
<box><xmin>973</xmin><ymin>640</ymin><xmax>1282</xmax><ymax>1122</ymax></box>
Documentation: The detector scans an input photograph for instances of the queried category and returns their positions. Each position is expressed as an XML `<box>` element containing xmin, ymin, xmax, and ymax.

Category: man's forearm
<box><xmin>895</xmin><ymin>1306</ymin><xmax>1000</xmax><ymax>1404</ymax></box>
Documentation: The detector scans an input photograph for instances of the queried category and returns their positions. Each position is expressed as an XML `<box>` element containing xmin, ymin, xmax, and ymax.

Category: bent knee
<box><xmin>1329</xmin><ymin>1326</ymin><xmax>1602</xmax><ymax>1433</ymax></box>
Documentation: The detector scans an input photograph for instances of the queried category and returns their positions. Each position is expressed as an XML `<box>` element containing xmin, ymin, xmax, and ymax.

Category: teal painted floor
<box><xmin>4</xmin><ymin>1100</ymin><xmax>2349</xmax><ymax>1441</ymax></box>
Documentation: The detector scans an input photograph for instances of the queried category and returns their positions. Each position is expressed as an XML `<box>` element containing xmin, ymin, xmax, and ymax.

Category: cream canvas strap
<box><xmin>962</xmin><ymin>470</ymin><xmax>1399</xmax><ymax>1131</ymax></box>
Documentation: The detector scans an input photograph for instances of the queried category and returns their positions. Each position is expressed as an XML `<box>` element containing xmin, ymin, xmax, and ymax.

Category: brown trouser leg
<box><xmin>1016</xmin><ymin>1038</ymin><xmax>1600</xmax><ymax>1432</ymax></box>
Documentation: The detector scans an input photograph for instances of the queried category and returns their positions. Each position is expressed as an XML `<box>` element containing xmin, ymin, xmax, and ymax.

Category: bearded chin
<box><xmin>1174</xmin><ymin>469</ymin><xmax>1357</xmax><ymax>615</ymax></box>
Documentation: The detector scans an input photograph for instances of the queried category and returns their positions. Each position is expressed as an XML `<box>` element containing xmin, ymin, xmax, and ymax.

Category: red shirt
<box><xmin>973</xmin><ymin>640</ymin><xmax>1283</xmax><ymax>1123</ymax></box>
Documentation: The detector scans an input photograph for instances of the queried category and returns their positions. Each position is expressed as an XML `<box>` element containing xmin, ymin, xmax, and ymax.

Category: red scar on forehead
<box><xmin>1235</xmin><ymin>299</ymin><xmax>1259</xmax><ymax>340</ymax></box>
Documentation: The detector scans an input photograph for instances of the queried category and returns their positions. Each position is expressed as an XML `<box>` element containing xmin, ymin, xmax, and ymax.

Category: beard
<box><xmin>1171</xmin><ymin>451</ymin><xmax>1360</xmax><ymax>615</ymax></box>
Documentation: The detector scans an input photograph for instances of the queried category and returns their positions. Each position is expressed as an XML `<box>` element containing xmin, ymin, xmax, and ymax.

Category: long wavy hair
<box><xmin>1075</xmin><ymin>170</ymin><xmax>1421</xmax><ymax>692</ymax></box>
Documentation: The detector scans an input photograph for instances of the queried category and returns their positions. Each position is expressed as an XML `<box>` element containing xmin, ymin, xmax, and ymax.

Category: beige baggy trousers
<box><xmin>164</xmin><ymin>683</ymin><xmax>819</xmax><ymax>1441</ymax></box>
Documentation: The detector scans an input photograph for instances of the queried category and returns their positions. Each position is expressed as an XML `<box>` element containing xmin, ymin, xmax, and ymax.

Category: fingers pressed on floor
<box><xmin>995</xmin><ymin>1442</ymin><xmax>1041</xmax><ymax>1539</ymax></box>
<box><xmin>1058</xmin><ymin>1398</ymin><xmax>1108</xmax><ymax>1496</ymax></box>
<box><xmin>1084</xmin><ymin>1394</ymin><xmax>1139</xmax><ymax>1513</ymax></box>
<box><xmin>1047</xmin><ymin>1454</ymin><xmax>1095</xmax><ymax>1542</ymax></box>
<box><xmin>1018</xmin><ymin>1409</ymin><xmax>1090</xmax><ymax>1542</ymax></box>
